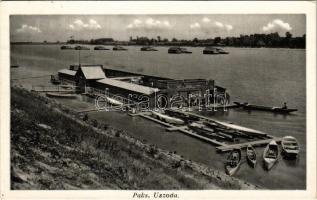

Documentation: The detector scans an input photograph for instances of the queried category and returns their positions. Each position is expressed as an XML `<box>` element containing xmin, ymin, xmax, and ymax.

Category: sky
<box><xmin>10</xmin><ymin>15</ymin><xmax>306</xmax><ymax>42</ymax></box>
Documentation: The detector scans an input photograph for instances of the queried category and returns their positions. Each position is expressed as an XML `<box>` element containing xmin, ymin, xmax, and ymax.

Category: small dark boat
<box><xmin>113</xmin><ymin>46</ymin><xmax>128</xmax><ymax>51</ymax></box>
<box><xmin>263</xmin><ymin>140</ymin><xmax>279</xmax><ymax>170</ymax></box>
<box><xmin>140</xmin><ymin>46</ymin><xmax>158</xmax><ymax>51</ymax></box>
<box><xmin>168</xmin><ymin>47</ymin><xmax>192</xmax><ymax>54</ymax></box>
<box><xmin>225</xmin><ymin>148</ymin><xmax>241</xmax><ymax>176</ymax></box>
<box><xmin>180</xmin><ymin>48</ymin><xmax>192</xmax><ymax>54</ymax></box>
<box><xmin>203</xmin><ymin>47</ymin><xmax>219</xmax><ymax>54</ymax></box>
<box><xmin>75</xmin><ymin>46</ymin><xmax>90</xmax><ymax>50</ymax></box>
<box><xmin>234</xmin><ymin>102</ymin><xmax>298</xmax><ymax>114</ymax></box>
<box><xmin>60</xmin><ymin>45</ymin><xmax>74</xmax><ymax>50</ymax></box>
<box><xmin>281</xmin><ymin>136</ymin><xmax>299</xmax><ymax>159</ymax></box>
<box><xmin>203</xmin><ymin>47</ymin><xmax>229</xmax><ymax>54</ymax></box>
<box><xmin>168</xmin><ymin>47</ymin><xmax>182</xmax><ymax>54</ymax></box>
<box><xmin>10</xmin><ymin>65</ymin><xmax>19</xmax><ymax>68</ymax></box>
<box><xmin>94</xmin><ymin>46</ymin><xmax>110</xmax><ymax>50</ymax></box>
<box><xmin>246</xmin><ymin>144</ymin><xmax>257</xmax><ymax>168</ymax></box>
<box><xmin>216</xmin><ymin>48</ymin><xmax>229</xmax><ymax>54</ymax></box>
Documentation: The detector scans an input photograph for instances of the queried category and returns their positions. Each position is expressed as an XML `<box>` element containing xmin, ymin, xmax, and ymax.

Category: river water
<box><xmin>11</xmin><ymin>44</ymin><xmax>306</xmax><ymax>189</ymax></box>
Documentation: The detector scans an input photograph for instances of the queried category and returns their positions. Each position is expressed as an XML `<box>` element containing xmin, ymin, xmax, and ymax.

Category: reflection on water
<box><xmin>10</xmin><ymin>44</ymin><xmax>306</xmax><ymax>189</ymax></box>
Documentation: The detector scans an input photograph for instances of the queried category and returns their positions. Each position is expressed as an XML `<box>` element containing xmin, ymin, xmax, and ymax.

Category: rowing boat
<box><xmin>263</xmin><ymin>140</ymin><xmax>279</xmax><ymax>170</ymax></box>
<box><xmin>225</xmin><ymin>148</ymin><xmax>241</xmax><ymax>176</ymax></box>
<box><xmin>281</xmin><ymin>136</ymin><xmax>299</xmax><ymax>159</ymax></box>
<box><xmin>246</xmin><ymin>144</ymin><xmax>257</xmax><ymax>168</ymax></box>
<box><xmin>234</xmin><ymin>102</ymin><xmax>297</xmax><ymax>114</ymax></box>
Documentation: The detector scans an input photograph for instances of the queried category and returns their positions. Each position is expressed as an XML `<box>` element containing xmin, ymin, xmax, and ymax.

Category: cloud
<box><xmin>190</xmin><ymin>22</ymin><xmax>201</xmax><ymax>29</ymax></box>
<box><xmin>190</xmin><ymin>18</ymin><xmax>233</xmax><ymax>32</ymax></box>
<box><xmin>202</xmin><ymin>17</ymin><xmax>211</xmax><ymax>23</ymax></box>
<box><xmin>69</xmin><ymin>19</ymin><xmax>102</xmax><ymax>30</ymax></box>
<box><xmin>126</xmin><ymin>18</ymin><xmax>172</xmax><ymax>30</ymax></box>
<box><xmin>16</xmin><ymin>24</ymin><xmax>41</xmax><ymax>33</ymax></box>
<box><xmin>262</xmin><ymin>19</ymin><xmax>292</xmax><ymax>32</ymax></box>
<box><xmin>216</xmin><ymin>21</ymin><xmax>225</xmax><ymax>28</ymax></box>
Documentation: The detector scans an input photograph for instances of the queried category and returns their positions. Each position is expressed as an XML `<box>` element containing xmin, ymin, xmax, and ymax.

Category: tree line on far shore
<box><xmin>12</xmin><ymin>32</ymin><xmax>306</xmax><ymax>49</ymax></box>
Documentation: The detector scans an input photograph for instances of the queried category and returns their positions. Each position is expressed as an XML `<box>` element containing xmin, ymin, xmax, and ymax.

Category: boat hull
<box><xmin>225</xmin><ymin>149</ymin><xmax>241</xmax><ymax>176</ymax></box>
<box><xmin>246</xmin><ymin>145</ymin><xmax>257</xmax><ymax>168</ymax></box>
<box><xmin>281</xmin><ymin>136</ymin><xmax>299</xmax><ymax>159</ymax></box>
<box><xmin>263</xmin><ymin>140</ymin><xmax>279</xmax><ymax>170</ymax></box>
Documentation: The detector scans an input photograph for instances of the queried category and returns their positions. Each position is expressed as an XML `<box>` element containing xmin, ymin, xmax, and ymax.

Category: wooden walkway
<box><xmin>134</xmin><ymin>112</ymin><xmax>227</xmax><ymax>147</ymax></box>
<box><xmin>216</xmin><ymin>137</ymin><xmax>282</xmax><ymax>152</ymax></box>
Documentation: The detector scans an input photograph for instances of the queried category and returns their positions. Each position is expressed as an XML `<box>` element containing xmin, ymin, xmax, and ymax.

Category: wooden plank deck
<box><xmin>135</xmin><ymin>112</ymin><xmax>227</xmax><ymax>146</ymax></box>
<box><xmin>172</xmin><ymin>109</ymin><xmax>268</xmax><ymax>137</ymax></box>
<box><xmin>216</xmin><ymin>137</ymin><xmax>282</xmax><ymax>152</ymax></box>
<box><xmin>32</xmin><ymin>89</ymin><xmax>75</xmax><ymax>93</ymax></box>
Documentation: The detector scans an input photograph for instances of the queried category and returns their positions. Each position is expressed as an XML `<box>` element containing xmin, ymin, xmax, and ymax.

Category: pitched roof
<box><xmin>97</xmin><ymin>78</ymin><xmax>159</xmax><ymax>95</ymax></box>
<box><xmin>80</xmin><ymin>66</ymin><xmax>106</xmax><ymax>80</ymax></box>
<box><xmin>58</xmin><ymin>69</ymin><xmax>76</xmax><ymax>76</ymax></box>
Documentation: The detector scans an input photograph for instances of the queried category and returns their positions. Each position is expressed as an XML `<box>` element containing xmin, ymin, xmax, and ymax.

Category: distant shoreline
<box><xmin>10</xmin><ymin>42</ymin><xmax>306</xmax><ymax>49</ymax></box>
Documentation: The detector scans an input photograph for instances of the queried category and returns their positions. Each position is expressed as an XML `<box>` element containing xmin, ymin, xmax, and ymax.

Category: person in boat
<box><xmin>282</xmin><ymin>102</ymin><xmax>288</xmax><ymax>109</ymax></box>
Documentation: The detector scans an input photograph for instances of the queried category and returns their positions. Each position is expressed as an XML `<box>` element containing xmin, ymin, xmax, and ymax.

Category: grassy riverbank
<box><xmin>11</xmin><ymin>86</ymin><xmax>259</xmax><ymax>190</ymax></box>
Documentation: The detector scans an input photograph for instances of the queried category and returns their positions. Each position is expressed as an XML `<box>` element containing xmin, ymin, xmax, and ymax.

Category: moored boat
<box><xmin>263</xmin><ymin>140</ymin><xmax>279</xmax><ymax>170</ymax></box>
<box><xmin>281</xmin><ymin>136</ymin><xmax>299</xmax><ymax>159</ymax></box>
<box><xmin>180</xmin><ymin>47</ymin><xmax>192</xmax><ymax>54</ymax></box>
<box><xmin>11</xmin><ymin>65</ymin><xmax>19</xmax><ymax>68</ymax></box>
<box><xmin>168</xmin><ymin>47</ymin><xmax>182</xmax><ymax>54</ymax></box>
<box><xmin>140</xmin><ymin>46</ymin><xmax>158</xmax><ymax>51</ymax></box>
<box><xmin>246</xmin><ymin>144</ymin><xmax>257</xmax><ymax>168</ymax></box>
<box><xmin>203</xmin><ymin>47</ymin><xmax>219</xmax><ymax>54</ymax></box>
<box><xmin>216</xmin><ymin>48</ymin><xmax>229</xmax><ymax>54</ymax></box>
<box><xmin>113</xmin><ymin>46</ymin><xmax>128</xmax><ymax>51</ymax></box>
<box><xmin>74</xmin><ymin>45</ymin><xmax>90</xmax><ymax>50</ymax></box>
<box><xmin>94</xmin><ymin>46</ymin><xmax>110</xmax><ymax>50</ymax></box>
<box><xmin>60</xmin><ymin>45</ymin><xmax>74</xmax><ymax>50</ymax></box>
<box><xmin>234</xmin><ymin>102</ymin><xmax>298</xmax><ymax>114</ymax></box>
<box><xmin>225</xmin><ymin>148</ymin><xmax>241</xmax><ymax>176</ymax></box>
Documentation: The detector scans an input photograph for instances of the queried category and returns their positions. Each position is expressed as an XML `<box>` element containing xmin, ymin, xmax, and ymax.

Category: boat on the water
<box><xmin>140</xmin><ymin>46</ymin><xmax>158</xmax><ymax>51</ymax></box>
<box><xmin>281</xmin><ymin>136</ymin><xmax>300</xmax><ymax>159</ymax></box>
<box><xmin>203</xmin><ymin>47</ymin><xmax>229</xmax><ymax>54</ymax></box>
<box><xmin>75</xmin><ymin>46</ymin><xmax>90</xmax><ymax>50</ymax></box>
<box><xmin>46</xmin><ymin>92</ymin><xmax>77</xmax><ymax>98</ymax></box>
<box><xmin>225</xmin><ymin>148</ymin><xmax>241</xmax><ymax>176</ymax></box>
<box><xmin>113</xmin><ymin>46</ymin><xmax>128</xmax><ymax>51</ymax></box>
<box><xmin>216</xmin><ymin>48</ymin><xmax>229</xmax><ymax>54</ymax></box>
<box><xmin>60</xmin><ymin>45</ymin><xmax>74</xmax><ymax>50</ymax></box>
<box><xmin>234</xmin><ymin>102</ymin><xmax>298</xmax><ymax>114</ymax></box>
<box><xmin>151</xmin><ymin>111</ymin><xmax>185</xmax><ymax>125</ymax></box>
<box><xmin>94</xmin><ymin>46</ymin><xmax>110</xmax><ymax>50</ymax></box>
<box><xmin>168</xmin><ymin>47</ymin><xmax>182</xmax><ymax>54</ymax></box>
<box><xmin>168</xmin><ymin>47</ymin><xmax>192</xmax><ymax>54</ymax></box>
<box><xmin>180</xmin><ymin>48</ymin><xmax>192</xmax><ymax>54</ymax></box>
<box><xmin>10</xmin><ymin>65</ymin><xmax>19</xmax><ymax>68</ymax></box>
<box><xmin>263</xmin><ymin>140</ymin><xmax>279</xmax><ymax>170</ymax></box>
<box><xmin>246</xmin><ymin>144</ymin><xmax>257</xmax><ymax>168</ymax></box>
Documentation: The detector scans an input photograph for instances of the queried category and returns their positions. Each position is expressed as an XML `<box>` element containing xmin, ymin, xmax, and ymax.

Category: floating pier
<box><xmin>128</xmin><ymin>109</ymin><xmax>284</xmax><ymax>153</ymax></box>
<box><xmin>134</xmin><ymin>112</ymin><xmax>227</xmax><ymax>147</ymax></box>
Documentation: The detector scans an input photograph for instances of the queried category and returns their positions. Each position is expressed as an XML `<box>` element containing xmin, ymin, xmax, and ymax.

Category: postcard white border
<box><xmin>0</xmin><ymin>1</ymin><xmax>316</xmax><ymax>200</ymax></box>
